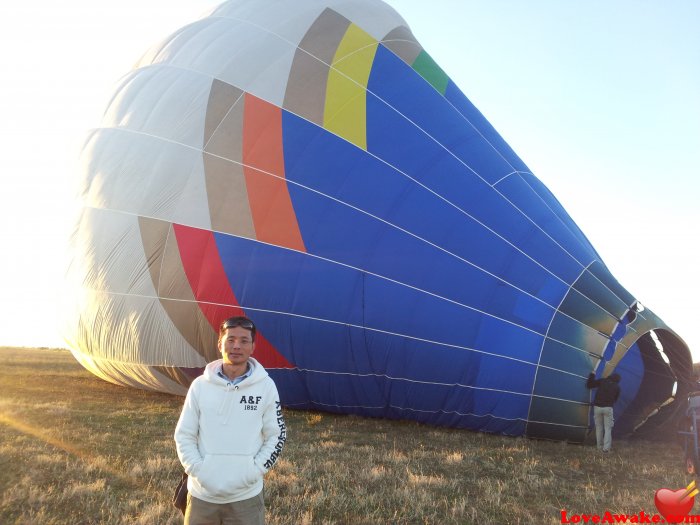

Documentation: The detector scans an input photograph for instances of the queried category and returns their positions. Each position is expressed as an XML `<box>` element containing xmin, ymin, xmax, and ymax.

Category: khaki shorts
<box><xmin>184</xmin><ymin>491</ymin><xmax>265</xmax><ymax>525</ymax></box>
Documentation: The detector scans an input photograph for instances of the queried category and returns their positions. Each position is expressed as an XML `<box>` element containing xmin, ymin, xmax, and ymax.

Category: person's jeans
<box><xmin>594</xmin><ymin>406</ymin><xmax>614</xmax><ymax>451</ymax></box>
<box><xmin>185</xmin><ymin>491</ymin><xmax>265</xmax><ymax>525</ymax></box>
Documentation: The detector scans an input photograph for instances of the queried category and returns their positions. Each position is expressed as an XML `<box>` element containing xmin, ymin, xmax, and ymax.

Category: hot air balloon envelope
<box><xmin>65</xmin><ymin>0</ymin><xmax>693</xmax><ymax>442</ymax></box>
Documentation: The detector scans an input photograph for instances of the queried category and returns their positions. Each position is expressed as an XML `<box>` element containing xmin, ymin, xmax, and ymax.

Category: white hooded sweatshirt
<box><xmin>174</xmin><ymin>357</ymin><xmax>286</xmax><ymax>504</ymax></box>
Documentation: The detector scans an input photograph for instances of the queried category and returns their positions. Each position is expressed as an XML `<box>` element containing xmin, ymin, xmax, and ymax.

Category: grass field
<box><xmin>0</xmin><ymin>346</ymin><xmax>694</xmax><ymax>524</ymax></box>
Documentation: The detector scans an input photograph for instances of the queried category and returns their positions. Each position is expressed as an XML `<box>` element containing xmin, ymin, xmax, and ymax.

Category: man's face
<box><xmin>219</xmin><ymin>326</ymin><xmax>255</xmax><ymax>367</ymax></box>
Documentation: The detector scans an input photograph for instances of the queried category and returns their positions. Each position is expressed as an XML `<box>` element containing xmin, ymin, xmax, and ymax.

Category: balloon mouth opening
<box><xmin>614</xmin><ymin>329</ymin><xmax>694</xmax><ymax>438</ymax></box>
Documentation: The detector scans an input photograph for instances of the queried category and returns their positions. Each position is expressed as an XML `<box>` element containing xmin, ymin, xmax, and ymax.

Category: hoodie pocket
<box><xmin>194</xmin><ymin>454</ymin><xmax>260</xmax><ymax>499</ymax></box>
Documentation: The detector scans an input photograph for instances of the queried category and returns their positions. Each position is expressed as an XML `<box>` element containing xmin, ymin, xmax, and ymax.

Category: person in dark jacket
<box><xmin>586</xmin><ymin>372</ymin><xmax>621</xmax><ymax>452</ymax></box>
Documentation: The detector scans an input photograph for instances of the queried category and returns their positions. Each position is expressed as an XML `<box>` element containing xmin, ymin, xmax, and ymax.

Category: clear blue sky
<box><xmin>1</xmin><ymin>1</ymin><xmax>698</xmax><ymax>359</ymax></box>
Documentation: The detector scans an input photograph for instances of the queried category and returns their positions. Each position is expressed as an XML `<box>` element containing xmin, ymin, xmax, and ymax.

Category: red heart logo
<box><xmin>654</xmin><ymin>488</ymin><xmax>694</xmax><ymax>523</ymax></box>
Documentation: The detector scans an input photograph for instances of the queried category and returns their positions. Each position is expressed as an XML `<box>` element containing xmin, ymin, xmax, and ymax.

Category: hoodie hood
<box><xmin>202</xmin><ymin>357</ymin><xmax>269</xmax><ymax>386</ymax></box>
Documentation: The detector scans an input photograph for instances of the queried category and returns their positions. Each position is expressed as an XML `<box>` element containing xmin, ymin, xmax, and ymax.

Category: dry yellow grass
<box><xmin>0</xmin><ymin>346</ymin><xmax>694</xmax><ymax>524</ymax></box>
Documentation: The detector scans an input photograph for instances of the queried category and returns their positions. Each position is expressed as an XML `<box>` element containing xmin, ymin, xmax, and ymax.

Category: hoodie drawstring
<box><xmin>217</xmin><ymin>383</ymin><xmax>239</xmax><ymax>425</ymax></box>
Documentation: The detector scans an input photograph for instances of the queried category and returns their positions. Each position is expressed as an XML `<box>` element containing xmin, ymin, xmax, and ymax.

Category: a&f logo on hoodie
<box><xmin>241</xmin><ymin>395</ymin><xmax>263</xmax><ymax>410</ymax></box>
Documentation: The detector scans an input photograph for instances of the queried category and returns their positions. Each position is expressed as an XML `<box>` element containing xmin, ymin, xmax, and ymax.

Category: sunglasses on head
<box><xmin>221</xmin><ymin>317</ymin><xmax>255</xmax><ymax>331</ymax></box>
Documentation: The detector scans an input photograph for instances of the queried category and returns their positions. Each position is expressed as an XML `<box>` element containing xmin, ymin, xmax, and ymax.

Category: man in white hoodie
<box><xmin>175</xmin><ymin>316</ymin><xmax>287</xmax><ymax>525</ymax></box>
